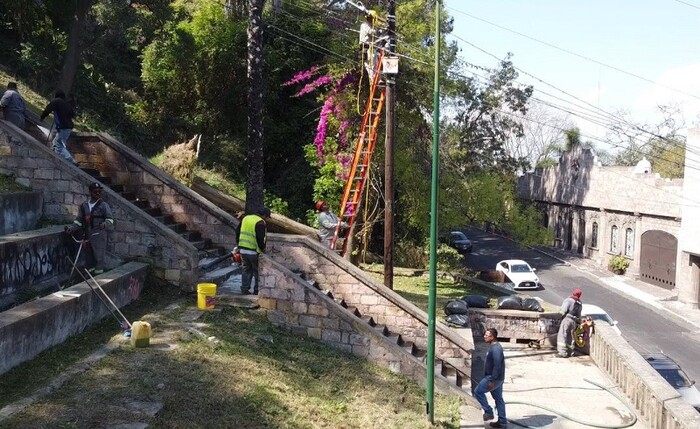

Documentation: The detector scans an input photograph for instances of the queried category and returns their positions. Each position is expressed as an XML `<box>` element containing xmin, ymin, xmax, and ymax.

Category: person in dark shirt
<box><xmin>557</xmin><ymin>288</ymin><xmax>583</xmax><ymax>358</ymax></box>
<box><xmin>0</xmin><ymin>82</ymin><xmax>27</xmax><ymax>129</ymax></box>
<box><xmin>235</xmin><ymin>207</ymin><xmax>271</xmax><ymax>295</ymax></box>
<box><xmin>40</xmin><ymin>89</ymin><xmax>78</xmax><ymax>166</ymax></box>
<box><xmin>474</xmin><ymin>328</ymin><xmax>508</xmax><ymax>428</ymax></box>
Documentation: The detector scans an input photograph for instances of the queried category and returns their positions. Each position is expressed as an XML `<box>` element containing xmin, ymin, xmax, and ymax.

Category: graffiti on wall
<box><xmin>0</xmin><ymin>240</ymin><xmax>71</xmax><ymax>296</ymax></box>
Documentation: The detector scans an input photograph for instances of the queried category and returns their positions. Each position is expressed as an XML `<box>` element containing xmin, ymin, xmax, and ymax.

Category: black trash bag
<box><xmin>462</xmin><ymin>294</ymin><xmax>490</xmax><ymax>308</ymax></box>
<box><xmin>443</xmin><ymin>300</ymin><xmax>469</xmax><ymax>315</ymax></box>
<box><xmin>496</xmin><ymin>295</ymin><xmax>523</xmax><ymax>310</ymax></box>
<box><xmin>446</xmin><ymin>314</ymin><xmax>470</xmax><ymax>327</ymax></box>
<box><xmin>521</xmin><ymin>298</ymin><xmax>544</xmax><ymax>312</ymax></box>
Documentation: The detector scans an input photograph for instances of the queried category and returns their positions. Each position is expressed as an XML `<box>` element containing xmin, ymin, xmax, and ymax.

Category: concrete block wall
<box><xmin>0</xmin><ymin>226</ymin><xmax>74</xmax><ymax>309</ymax></box>
<box><xmin>71</xmin><ymin>133</ymin><xmax>238</xmax><ymax>251</ymax></box>
<box><xmin>590</xmin><ymin>325</ymin><xmax>700</xmax><ymax>429</ymax></box>
<box><xmin>0</xmin><ymin>123</ymin><xmax>199</xmax><ymax>289</ymax></box>
<box><xmin>263</xmin><ymin>234</ymin><xmax>474</xmax><ymax>375</ymax></box>
<box><xmin>0</xmin><ymin>191</ymin><xmax>42</xmax><ymax>235</ymax></box>
<box><xmin>0</xmin><ymin>261</ymin><xmax>148</xmax><ymax>375</ymax></box>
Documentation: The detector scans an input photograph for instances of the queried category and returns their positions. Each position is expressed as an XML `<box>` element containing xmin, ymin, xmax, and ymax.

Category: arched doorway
<box><xmin>640</xmin><ymin>230</ymin><xmax>677</xmax><ymax>290</ymax></box>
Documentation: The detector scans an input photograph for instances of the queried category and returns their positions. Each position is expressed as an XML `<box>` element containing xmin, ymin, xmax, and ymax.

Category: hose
<box><xmin>503</xmin><ymin>378</ymin><xmax>638</xmax><ymax>429</ymax></box>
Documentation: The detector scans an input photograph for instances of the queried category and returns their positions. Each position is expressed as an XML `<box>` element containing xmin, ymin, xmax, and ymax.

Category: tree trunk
<box><xmin>58</xmin><ymin>0</ymin><xmax>94</xmax><ymax>95</ymax></box>
<box><xmin>245</xmin><ymin>0</ymin><xmax>265</xmax><ymax>213</ymax></box>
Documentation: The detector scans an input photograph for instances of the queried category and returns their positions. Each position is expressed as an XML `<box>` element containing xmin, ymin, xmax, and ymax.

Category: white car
<box><xmin>581</xmin><ymin>304</ymin><xmax>622</xmax><ymax>335</ymax></box>
<box><xmin>495</xmin><ymin>259</ymin><xmax>541</xmax><ymax>290</ymax></box>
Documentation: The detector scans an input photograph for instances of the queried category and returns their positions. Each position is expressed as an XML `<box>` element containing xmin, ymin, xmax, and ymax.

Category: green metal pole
<box><xmin>426</xmin><ymin>0</ymin><xmax>441</xmax><ymax>424</ymax></box>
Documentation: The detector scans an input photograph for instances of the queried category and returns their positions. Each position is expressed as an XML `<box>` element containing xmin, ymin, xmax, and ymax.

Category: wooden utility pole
<box><xmin>383</xmin><ymin>0</ymin><xmax>396</xmax><ymax>290</ymax></box>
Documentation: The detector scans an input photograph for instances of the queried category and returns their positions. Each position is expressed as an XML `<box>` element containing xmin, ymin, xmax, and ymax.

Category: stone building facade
<box><xmin>516</xmin><ymin>143</ymin><xmax>698</xmax><ymax>306</ymax></box>
<box><xmin>678</xmin><ymin>128</ymin><xmax>700</xmax><ymax>308</ymax></box>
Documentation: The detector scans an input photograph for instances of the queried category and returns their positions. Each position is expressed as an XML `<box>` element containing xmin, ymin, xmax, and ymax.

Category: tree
<box><xmin>611</xmin><ymin>104</ymin><xmax>687</xmax><ymax>178</ymax></box>
<box><xmin>58</xmin><ymin>0</ymin><xmax>95</xmax><ymax>94</ymax></box>
<box><xmin>245</xmin><ymin>0</ymin><xmax>266</xmax><ymax>212</ymax></box>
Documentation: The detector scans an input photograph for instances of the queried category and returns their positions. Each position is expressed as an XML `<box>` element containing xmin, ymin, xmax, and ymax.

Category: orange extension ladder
<box><xmin>330</xmin><ymin>49</ymin><xmax>386</xmax><ymax>255</ymax></box>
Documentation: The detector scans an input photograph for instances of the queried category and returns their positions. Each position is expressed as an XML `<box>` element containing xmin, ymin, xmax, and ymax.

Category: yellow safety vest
<box><xmin>239</xmin><ymin>214</ymin><xmax>265</xmax><ymax>253</ymax></box>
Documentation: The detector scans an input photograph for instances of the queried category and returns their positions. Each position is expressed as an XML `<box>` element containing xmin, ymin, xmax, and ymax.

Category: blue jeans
<box><xmin>474</xmin><ymin>376</ymin><xmax>506</xmax><ymax>424</ymax></box>
<box><xmin>53</xmin><ymin>128</ymin><xmax>77</xmax><ymax>164</ymax></box>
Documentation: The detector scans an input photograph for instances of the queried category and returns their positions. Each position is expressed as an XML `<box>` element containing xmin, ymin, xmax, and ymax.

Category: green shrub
<box><xmin>395</xmin><ymin>241</ymin><xmax>428</xmax><ymax>269</ymax></box>
<box><xmin>608</xmin><ymin>256</ymin><xmax>630</xmax><ymax>274</ymax></box>
<box><xmin>436</xmin><ymin>244</ymin><xmax>463</xmax><ymax>275</ymax></box>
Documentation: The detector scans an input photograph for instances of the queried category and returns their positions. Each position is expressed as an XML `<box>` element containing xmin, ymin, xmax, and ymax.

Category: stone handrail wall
<box><xmin>0</xmin><ymin>123</ymin><xmax>199</xmax><ymax>289</ymax></box>
<box><xmin>590</xmin><ymin>326</ymin><xmax>700</xmax><ymax>429</ymax></box>
<box><xmin>263</xmin><ymin>234</ymin><xmax>474</xmax><ymax>374</ymax></box>
<box><xmin>467</xmin><ymin>308</ymin><xmax>560</xmax><ymax>345</ymax></box>
<box><xmin>71</xmin><ymin>133</ymin><xmax>239</xmax><ymax>250</ymax></box>
<box><xmin>0</xmin><ymin>261</ymin><xmax>148</xmax><ymax>375</ymax></box>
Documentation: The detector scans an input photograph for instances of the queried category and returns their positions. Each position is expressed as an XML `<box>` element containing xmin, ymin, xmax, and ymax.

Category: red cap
<box><xmin>572</xmin><ymin>288</ymin><xmax>582</xmax><ymax>299</ymax></box>
<box><xmin>315</xmin><ymin>200</ymin><xmax>325</xmax><ymax>211</ymax></box>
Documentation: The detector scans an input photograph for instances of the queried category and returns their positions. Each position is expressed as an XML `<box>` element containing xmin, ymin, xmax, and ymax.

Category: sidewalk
<box><xmin>461</xmin><ymin>343</ymin><xmax>646</xmax><ymax>429</ymax></box>
<box><xmin>533</xmin><ymin>245</ymin><xmax>700</xmax><ymax>332</ymax></box>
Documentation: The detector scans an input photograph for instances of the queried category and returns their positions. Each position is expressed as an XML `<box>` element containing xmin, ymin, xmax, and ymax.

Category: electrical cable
<box><xmin>445</xmin><ymin>5</ymin><xmax>700</xmax><ymax>101</ymax></box>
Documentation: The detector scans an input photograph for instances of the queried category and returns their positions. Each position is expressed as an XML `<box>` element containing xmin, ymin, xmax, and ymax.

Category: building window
<box><xmin>556</xmin><ymin>215</ymin><xmax>562</xmax><ymax>238</ymax></box>
<box><xmin>591</xmin><ymin>222</ymin><xmax>598</xmax><ymax>248</ymax></box>
<box><xmin>610</xmin><ymin>226</ymin><xmax>618</xmax><ymax>253</ymax></box>
<box><xmin>625</xmin><ymin>228</ymin><xmax>634</xmax><ymax>257</ymax></box>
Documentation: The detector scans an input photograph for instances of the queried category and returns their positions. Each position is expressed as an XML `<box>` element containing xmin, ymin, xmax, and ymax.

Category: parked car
<box><xmin>642</xmin><ymin>353</ymin><xmax>700</xmax><ymax>412</ymax></box>
<box><xmin>447</xmin><ymin>231</ymin><xmax>472</xmax><ymax>254</ymax></box>
<box><xmin>495</xmin><ymin>259</ymin><xmax>541</xmax><ymax>290</ymax></box>
<box><xmin>580</xmin><ymin>304</ymin><xmax>622</xmax><ymax>335</ymax></box>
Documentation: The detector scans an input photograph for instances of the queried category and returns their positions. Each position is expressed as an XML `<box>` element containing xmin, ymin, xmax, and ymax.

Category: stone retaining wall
<box><xmin>590</xmin><ymin>326</ymin><xmax>700</xmax><ymax>429</ymax></box>
<box><xmin>0</xmin><ymin>191</ymin><xmax>42</xmax><ymax>235</ymax></box>
<box><xmin>0</xmin><ymin>261</ymin><xmax>148</xmax><ymax>375</ymax></box>
<box><xmin>0</xmin><ymin>226</ymin><xmax>73</xmax><ymax>309</ymax></box>
<box><xmin>262</xmin><ymin>234</ymin><xmax>474</xmax><ymax>375</ymax></box>
<box><xmin>468</xmin><ymin>308</ymin><xmax>560</xmax><ymax>345</ymax></box>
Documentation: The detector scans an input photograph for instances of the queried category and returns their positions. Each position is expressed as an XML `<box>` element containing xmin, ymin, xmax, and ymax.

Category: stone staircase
<box><xmin>303</xmin><ymin>273</ymin><xmax>474</xmax><ymax>400</ymax></box>
<box><xmin>76</xmin><ymin>166</ymin><xmax>240</xmax><ymax>287</ymax></box>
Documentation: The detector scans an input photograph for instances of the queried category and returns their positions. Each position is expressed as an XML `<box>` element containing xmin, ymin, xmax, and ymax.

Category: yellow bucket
<box><xmin>130</xmin><ymin>321</ymin><xmax>152</xmax><ymax>348</ymax></box>
<box><xmin>197</xmin><ymin>283</ymin><xmax>217</xmax><ymax>310</ymax></box>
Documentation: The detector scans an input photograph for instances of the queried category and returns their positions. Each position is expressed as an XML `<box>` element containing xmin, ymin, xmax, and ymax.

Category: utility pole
<box><xmin>383</xmin><ymin>0</ymin><xmax>396</xmax><ymax>290</ymax></box>
<box><xmin>426</xmin><ymin>0</ymin><xmax>441</xmax><ymax>424</ymax></box>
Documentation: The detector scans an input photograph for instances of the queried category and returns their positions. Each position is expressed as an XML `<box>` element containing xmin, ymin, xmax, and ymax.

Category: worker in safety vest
<box><xmin>235</xmin><ymin>207</ymin><xmax>271</xmax><ymax>295</ymax></box>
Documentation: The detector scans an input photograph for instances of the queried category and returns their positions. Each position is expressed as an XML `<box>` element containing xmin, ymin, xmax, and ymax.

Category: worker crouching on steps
<box><xmin>557</xmin><ymin>288</ymin><xmax>583</xmax><ymax>358</ymax></box>
<box><xmin>67</xmin><ymin>182</ymin><xmax>114</xmax><ymax>274</ymax></box>
<box><xmin>235</xmin><ymin>207</ymin><xmax>271</xmax><ymax>295</ymax></box>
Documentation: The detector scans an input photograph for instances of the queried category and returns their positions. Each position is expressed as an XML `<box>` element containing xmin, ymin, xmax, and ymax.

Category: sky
<box><xmin>443</xmin><ymin>0</ymin><xmax>700</xmax><ymax>146</ymax></box>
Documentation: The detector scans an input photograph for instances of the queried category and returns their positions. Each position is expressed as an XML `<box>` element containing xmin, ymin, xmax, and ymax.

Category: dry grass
<box><xmin>0</xmin><ymin>281</ymin><xmax>461</xmax><ymax>429</ymax></box>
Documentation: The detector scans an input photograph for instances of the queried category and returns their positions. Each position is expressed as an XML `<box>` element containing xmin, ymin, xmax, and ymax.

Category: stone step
<box><xmin>154</xmin><ymin>214</ymin><xmax>174</xmax><ymax>224</ymax></box>
<box><xmin>110</xmin><ymin>184</ymin><xmax>125</xmax><ymax>193</ymax></box>
<box><xmin>201</xmin><ymin>264</ymin><xmax>241</xmax><ymax>285</ymax></box>
<box><xmin>144</xmin><ymin>206</ymin><xmax>162</xmax><ymax>217</ymax></box>
<box><xmin>131</xmin><ymin>199</ymin><xmax>150</xmax><ymax>209</ymax></box>
<box><xmin>180</xmin><ymin>230</ymin><xmax>202</xmax><ymax>241</ymax></box>
<box><xmin>167</xmin><ymin>222</ymin><xmax>187</xmax><ymax>233</ymax></box>
<box><xmin>120</xmin><ymin>191</ymin><xmax>136</xmax><ymax>201</ymax></box>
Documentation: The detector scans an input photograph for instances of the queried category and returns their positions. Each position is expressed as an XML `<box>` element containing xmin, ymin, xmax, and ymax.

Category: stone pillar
<box><xmin>629</xmin><ymin>212</ymin><xmax>642</xmax><ymax>277</ymax></box>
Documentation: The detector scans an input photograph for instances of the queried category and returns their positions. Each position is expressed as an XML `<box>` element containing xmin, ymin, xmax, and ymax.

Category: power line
<box><xmin>445</xmin><ymin>5</ymin><xmax>700</xmax><ymax>101</ymax></box>
<box><xmin>672</xmin><ymin>0</ymin><xmax>700</xmax><ymax>10</ymax></box>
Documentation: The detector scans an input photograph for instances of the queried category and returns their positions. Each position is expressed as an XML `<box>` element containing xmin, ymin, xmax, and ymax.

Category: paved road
<box><xmin>460</xmin><ymin>227</ymin><xmax>700</xmax><ymax>385</ymax></box>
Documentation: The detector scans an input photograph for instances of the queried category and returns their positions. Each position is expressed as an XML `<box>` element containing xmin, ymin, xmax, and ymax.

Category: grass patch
<box><xmin>0</xmin><ymin>173</ymin><xmax>31</xmax><ymax>192</ymax></box>
<box><xmin>0</xmin><ymin>280</ymin><xmax>461</xmax><ymax>428</ymax></box>
<box><xmin>367</xmin><ymin>267</ymin><xmax>502</xmax><ymax>315</ymax></box>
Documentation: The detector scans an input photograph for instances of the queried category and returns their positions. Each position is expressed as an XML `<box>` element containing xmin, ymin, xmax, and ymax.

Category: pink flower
<box><xmin>282</xmin><ymin>66</ymin><xmax>320</xmax><ymax>87</ymax></box>
<box><xmin>295</xmin><ymin>75</ymin><xmax>333</xmax><ymax>97</ymax></box>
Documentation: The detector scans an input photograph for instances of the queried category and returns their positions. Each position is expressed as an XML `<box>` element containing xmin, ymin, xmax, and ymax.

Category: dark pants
<box><xmin>241</xmin><ymin>253</ymin><xmax>259</xmax><ymax>293</ymax></box>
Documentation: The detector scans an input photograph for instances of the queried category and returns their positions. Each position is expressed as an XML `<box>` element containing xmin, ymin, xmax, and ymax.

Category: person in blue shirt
<box><xmin>474</xmin><ymin>327</ymin><xmax>507</xmax><ymax>428</ymax></box>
